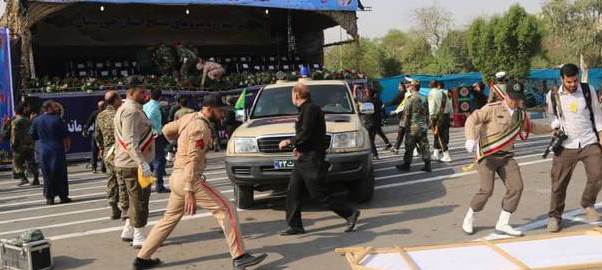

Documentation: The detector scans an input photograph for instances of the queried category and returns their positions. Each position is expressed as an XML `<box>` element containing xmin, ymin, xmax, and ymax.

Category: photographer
<box><xmin>546</xmin><ymin>64</ymin><xmax>602</xmax><ymax>233</ymax></box>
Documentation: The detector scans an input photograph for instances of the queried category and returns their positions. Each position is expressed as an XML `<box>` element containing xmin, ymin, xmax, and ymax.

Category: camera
<box><xmin>542</xmin><ymin>129</ymin><xmax>568</xmax><ymax>158</ymax></box>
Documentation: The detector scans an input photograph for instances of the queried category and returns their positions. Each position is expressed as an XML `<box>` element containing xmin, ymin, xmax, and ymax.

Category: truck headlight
<box><xmin>234</xmin><ymin>137</ymin><xmax>259</xmax><ymax>153</ymax></box>
<box><xmin>331</xmin><ymin>131</ymin><xmax>363</xmax><ymax>150</ymax></box>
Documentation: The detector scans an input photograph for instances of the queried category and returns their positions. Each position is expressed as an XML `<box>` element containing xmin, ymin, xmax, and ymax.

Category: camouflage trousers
<box><xmin>106</xmin><ymin>161</ymin><xmax>129</xmax><ymax>214</ymax></box>
<box><xmin>13</xmin><ymin>149</ymin><xmax>38</xmax><ymax>179</ymax></box>
<box><xmin>403</xmin><ymin>128</ymin><xmax>431</xmax><ymax>164</ymax></box>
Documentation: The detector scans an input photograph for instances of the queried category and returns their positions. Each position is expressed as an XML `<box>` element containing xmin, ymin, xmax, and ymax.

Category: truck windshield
<box><xmin>251</xmin><ymin>84</ymin><xmax>354</xmax><ymax>119</ymax></box>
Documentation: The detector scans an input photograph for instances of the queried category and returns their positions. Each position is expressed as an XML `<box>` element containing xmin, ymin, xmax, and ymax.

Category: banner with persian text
<box><xmin>0</xmin><ymin>28</ymin><xmax>14</xmax><ymax>161</ymax></box>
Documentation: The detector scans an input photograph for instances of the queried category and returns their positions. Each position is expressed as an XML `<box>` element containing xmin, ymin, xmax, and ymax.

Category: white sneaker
<box><xmin>166</xmin><ymin>152</ymin><xmax>174</xmax><ymax>162</ymax></box>
<box><xmin>120</xmin><ymin>219</ymin><xmax>134</xmax><ymax>241</ymax></box>
<box><xmin>413</xmin><ymin>149</ymin><xmax>419</xmax><ymax>157</ymax></box>
<box><xmin>431</xmin><ymin>150</ymin><xmax>440</xmax><ymax>161</ymax></box>
<box><xmin>132</xmin><ymin>227</ymin><xmax>147</xmax><ymax>249</ymax></box>
<box><xmin>462</xmin><ymin>208</ymin><xmax>475</xmax><ymax>235</ymax></box>
<box><xmin>441</xmin><ymin>151</ymin><xmax>452</xmax><ymax>162</ymax></box>
<box><xmin>495</xmin><ymin>211</ymin><xmax>523</xmax><ymax>237</ymax></box>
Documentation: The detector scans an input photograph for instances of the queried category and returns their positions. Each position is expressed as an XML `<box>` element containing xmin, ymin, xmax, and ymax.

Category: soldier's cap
<box><xmin>203</xmin><ymin>94</ymin><xmax>232</xmax><ymax>110</ymax></box>
<box><xmin>125</xmin><ymin>75</ymin><xmax>147</xmax><ymax>90</ymax></box>
<box><xmin>505</xmin><ymin>81</ymin><xmax>525</xmax><ymax>100</ymax></box>
<box><xmin>495</xmin><ymin>71</ymin><xmax>506</xmax><ymax>79</ymax></box>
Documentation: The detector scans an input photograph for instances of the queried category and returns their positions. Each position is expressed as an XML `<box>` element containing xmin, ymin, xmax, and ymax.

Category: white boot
<box><xmin>462</xmin><ymin>208</ymin><xmax>475</xmax><ymax>235</ymax></box>
<box><xmin>431</xmin><ymin>149</ymin><xmax>440</xmax><ymax>161</ymax></box>
<box><xmin>495</xmin><ymin>211</ymin><xmax>523</xmax><ymax>237</ymax></box>
<box><xmin>413</xmin><ymin>148</ymin><xmax>419</xmax><ymax>157</ymax></box>
<box><xmin>120</xmin><ymin>219</ymin><xmax>134</xmax><ymax>241</ymax></box>
<box><xmin>441</xmin><ymin>151</ymin><xmax>452</xmax><ymax>162</ymax></box>
<box><xmin>132</xmin><ymin>227</ymin><xmax>147</xmax><ymax>249</ymax></box>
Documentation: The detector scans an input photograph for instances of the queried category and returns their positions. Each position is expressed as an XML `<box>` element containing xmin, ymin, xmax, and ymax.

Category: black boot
<box><xmin>345</xmin><ymin>210</ymin><xmax>360</xmax><ymax>232</ymax></box>
<box><xmin>31</xmin><ymin>173</ymin><xmax>40</xmax><ymax>186</ymax></box>
<box><xmin>132</xmin><ymin>257</ymin><xmax>161</xmax><ymax>270</ymax></box>
<box><xmin>17</xmin><ymin>175</ymin><xmax>29</xmax><ymax>186</ymax></box>
<box><xmin>232</xmin><ymin>253</ymin><xmax>268</xmax><ymax>270</ymax></box>
<box><xmin>395</xmin><ymin>163</ymin><xmax>411</xmax><ymax>171</ymax></box>
<box><xmin>421</xmin><ymin>160</ymin><xmax>432</xmax><ymax>172</ymax></box>
<box><xmin>111</xmin><ymin>205</ymin><xmax>122</xmax><ymax>220</ymax></box>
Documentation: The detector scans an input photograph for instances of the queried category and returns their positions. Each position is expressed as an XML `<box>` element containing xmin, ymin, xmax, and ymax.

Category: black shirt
<box><xmin>292</xmin><ymin>101</ymin><xmax>327</xmax><ymax>154</ymax></box>
<box><xmin>84</xmin><ymin>109</ymin><xmax>101</xmax><ymax>136</ymax></box>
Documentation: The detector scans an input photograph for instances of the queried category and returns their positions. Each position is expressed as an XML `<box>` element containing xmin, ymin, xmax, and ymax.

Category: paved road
<box><xmin>1</xmin><ymin>122</ymin><xmax>601</xmax><ymax>270</ymax></box>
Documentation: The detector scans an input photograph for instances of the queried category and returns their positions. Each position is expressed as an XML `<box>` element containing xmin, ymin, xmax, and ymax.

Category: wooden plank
<box><xmin>482</xmin><ymin>240</ymin><xmax>530</xmax><ymax>270</ymax></box>
<box><xmin>354</xmin><ymin>247</ymin><xmax>374</xmax><ymax>265</ymax></box>
<box><xmin>535</xmin><ymin>262</ymin><xmax>602</xmax><ymax>270</ymax></box>
<box><xmin>396</xmin><ymin>246</ymin><xmax>420</xmax><ymax>270</ymax></box>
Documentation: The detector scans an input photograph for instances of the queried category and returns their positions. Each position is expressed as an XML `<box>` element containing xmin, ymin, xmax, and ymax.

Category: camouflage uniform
<box><xmin>11</xmin><ymin>115</ymin><xmax>38</xmax><ymax>183</ymax></box>
<box><xmin>95</xmin><ymin>105</ymin><xmax>128</xmax><ymax>215</ymax></box>
<box><xmin>176</xmin><ymin>45</ymin><xmax>199</xmax><ymax>80</ymax></box>
<box><xmin>152</xmin><ymin>44</ymin><xmax>177</xmax><ymax>77</ymax></box>
<box><xmin>402</xmin><ymin>93</ymin><xmax>431</xmax><ymax>165</ymax></box>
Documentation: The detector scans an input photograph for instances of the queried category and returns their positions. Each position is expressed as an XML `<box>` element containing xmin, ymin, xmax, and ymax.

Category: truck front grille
<box><xmin>257</xmin><ymin>135</ymin><xmax>331</xmax><ymax>153</ymax></box>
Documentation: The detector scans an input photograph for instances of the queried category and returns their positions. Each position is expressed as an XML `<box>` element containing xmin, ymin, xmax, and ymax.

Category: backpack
<box><xmin>550</xmin><ymin>83</ymin><xmax>598</xmax><ymax>140</ymax></box>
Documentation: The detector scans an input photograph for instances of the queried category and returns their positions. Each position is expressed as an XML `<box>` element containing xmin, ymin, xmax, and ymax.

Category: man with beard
<box><xmin>11</xmin><ymin>101</ymin><xmax>39</xmax><ymax>186</ymax></box>
<box><xmin>114</xmin><ymin>76</ymin><xmax>156</xmax><ymax>249</ymax></box>
<box><xmin>133</xmin><ymin>94</ymin><xmax>267</xmax><ymax>270</ymax></box>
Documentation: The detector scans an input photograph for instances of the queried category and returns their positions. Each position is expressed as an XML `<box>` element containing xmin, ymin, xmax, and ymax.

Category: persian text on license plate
<box><xmin>274</xmin><ymin>160</ymin><xmax>295</xmax><ymax>169</ymax></box>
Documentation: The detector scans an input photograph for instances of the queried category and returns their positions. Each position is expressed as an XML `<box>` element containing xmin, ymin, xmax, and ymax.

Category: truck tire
<box><xmin>351</xmin><ymin>168</ymin><xmax>375</xmax><ymax>203</ymax></box>
<box><xmin>235</xmin><ymin>185</ymin><xmax>254</xmax><ymax>209</ymax></box>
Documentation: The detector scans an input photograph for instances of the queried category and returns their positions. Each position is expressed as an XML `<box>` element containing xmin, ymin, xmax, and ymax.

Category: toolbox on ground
<box><xmin>0</xmin><ymin>239</ymin><xmax>53</xmax><ymax>270</ymax></box>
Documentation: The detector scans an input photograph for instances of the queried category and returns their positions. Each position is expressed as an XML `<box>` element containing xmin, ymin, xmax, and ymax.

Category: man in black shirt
<box><xmin>83</xmin><ymin>100</ymin><xmax>106</xmax><ymax>173</ymax></box>
<box><xmin>278</xmin><ymin>83</ymin><xmax>360</xmax><ymax>235</ymax></box>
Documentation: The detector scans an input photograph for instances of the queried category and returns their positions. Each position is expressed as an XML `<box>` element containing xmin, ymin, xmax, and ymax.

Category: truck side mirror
<box><xmin>360</xmin><ymin>102</ymin><xmax>375</xmax><ymax>115</ymax></box>
<box><xmin>235</xmin><ymin>110</ymin><xmax>246</xmax><ymax>122</ymax></box>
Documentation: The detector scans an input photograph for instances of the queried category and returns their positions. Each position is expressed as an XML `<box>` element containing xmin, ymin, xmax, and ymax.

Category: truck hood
<box><xmin>232</xmin><ymin>114</ymin><xmax>360</xmax><ymax>137</ymax></box>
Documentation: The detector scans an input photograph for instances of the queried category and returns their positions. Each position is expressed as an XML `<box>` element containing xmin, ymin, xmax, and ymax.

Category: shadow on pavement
<box><xmin>53</xmin><ymin>256</ymin><xmax>95</xmax><ymax>269</ymax></box>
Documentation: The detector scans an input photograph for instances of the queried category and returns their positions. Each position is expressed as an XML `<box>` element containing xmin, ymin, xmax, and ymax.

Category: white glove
<box><xmin>141</xmin><ymin>162</ymin><xmax>152</xmax><ymax>177</ymax></box>
<box><xmin>551</xmin><ymin>119</ymin><xmax>561</xmax><ymax>130</ymax></box>
<box><xmin>465</xmin><ymin>140</ymin><xmax>476</xmax><ymax>153</ymax></box>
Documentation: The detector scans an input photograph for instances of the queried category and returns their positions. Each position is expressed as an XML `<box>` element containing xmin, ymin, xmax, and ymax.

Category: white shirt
<box><xmin>428</xmin><ymin>88</ymin><xmax>453</xmax><ymax>116</ymax></box>
<box><xmin>546</xmin><ymin>84</ymin><xmax>602</xmax><ymax>149</ymax></box>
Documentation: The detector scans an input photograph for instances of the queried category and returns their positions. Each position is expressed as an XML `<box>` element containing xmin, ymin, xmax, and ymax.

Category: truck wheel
<box><xmin>235</xmin><ymin>185</ymin><xmax>254</xmax><ymax>209</ymax></box>
<box><xmin>351</xmin><ymin>168</ymin><xmax>375</xmax><ymax>203</ymax></box>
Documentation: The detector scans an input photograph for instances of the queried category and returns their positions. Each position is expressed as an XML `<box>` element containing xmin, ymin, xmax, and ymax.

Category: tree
<box><xmin>468</xmin><ymin>5</ymin><xmax>542</xmax><ymax>82</ymax></box>
<box><xmin>541</xmin><ymin>0</ymin><xmax>602</xmax><ymax>82</ymax></box>
<box><xmin>412</xmin><ymin>4</ymin><xmax>454</xmax><ymax>50</ymax></box>
<box><xmin>400</xmin><ymin>36</ymin><xmax>434</xmax><ymax>74</ymax></box>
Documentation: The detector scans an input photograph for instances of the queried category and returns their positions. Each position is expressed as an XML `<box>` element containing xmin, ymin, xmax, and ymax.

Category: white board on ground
<box><xmin>497</xmin><ymin>235</ymin><xmax>602</xmax><ymax>269</ymax></box>
<box><xmin>406</xmin><ymin>245</ymin><xmax>518</xmax><ymax>270</ymax></box>
<box><xmin>360</xmin><ymin>253</ymin><xmax>411</xmax><ymax>270</ymax></box>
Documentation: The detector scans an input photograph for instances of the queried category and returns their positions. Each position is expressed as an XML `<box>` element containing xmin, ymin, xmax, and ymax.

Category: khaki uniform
<box><xmin>114</xmin><ymin>99</ymin><xmax>155</xmax><ymax>228</ymax></box>
<box><xmin>403</xmin><ymin>93</ymin><xmax>430</xmax><ymax>164</ymax></box>
<box><xmin>428</xmin><ymin>88</ymin><xmax>453</xmax><ymax>151</ymax></box>
<box><xmin>139</xmin><ymin>112</ymin><xmax>246</xmax><ymax>259</ymax></box>
<box><xmin>96</xmin><ymin>105</ymin><xmax>128</xmax><ymax>213</ymax></box>
<box><xmin>174</xmin><ymin>107</ymin><xmax>195</xmax><ymax>121</ymax></box>
<box><xmin>11</xmin><ymin>115</ymin><xmax>38</xmax><ymax>179</ymax></box>
<box><xmin>465</xmin><ymin>101</ymin><xmax>551</xmax><ymax>212</ymax></box>
<box><xmin>488</xmin><ymin>83</ymin><xmax>507</xmax><ymax>103</ymax></box>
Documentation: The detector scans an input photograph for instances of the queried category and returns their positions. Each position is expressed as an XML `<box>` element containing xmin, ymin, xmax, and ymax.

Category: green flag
<box><xmin>234</xmin><ymin>88</ymin><xmax>247</xmax><ymax>110</ymax></box>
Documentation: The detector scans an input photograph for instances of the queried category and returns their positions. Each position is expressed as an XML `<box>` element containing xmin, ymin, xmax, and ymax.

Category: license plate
<box><xmin>274</xmin><ymin>160</ymin><xmax>295</xmax><ymax>169</ymax></box>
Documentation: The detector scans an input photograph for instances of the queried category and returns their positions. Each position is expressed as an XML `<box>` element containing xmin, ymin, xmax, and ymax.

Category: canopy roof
<box><xmin>27</xmin><ymin>0</ymin><xmax>359</xmax><ymax>11</ymax></box>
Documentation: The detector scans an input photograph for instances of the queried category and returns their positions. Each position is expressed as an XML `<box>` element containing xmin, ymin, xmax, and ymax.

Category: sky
<box><xmin>325</xmin><ymin>0</ymin><xmax>545</xmax><ymax>43</ymax></box>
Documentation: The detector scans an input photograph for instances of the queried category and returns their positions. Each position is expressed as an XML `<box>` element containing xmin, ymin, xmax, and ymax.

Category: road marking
<box><xmin>8</xmin><ymin>157</ymin><xmax>553</xmax><ymax>241</ymax></box>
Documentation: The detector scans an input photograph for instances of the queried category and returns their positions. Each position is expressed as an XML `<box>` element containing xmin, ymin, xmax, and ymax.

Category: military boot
<box><xmin>31</xmin><ymin>172</ymin><xmax>40</xmax><ymax>186</ymax></box>
<box><xmin>421</xmin><ymin>160</ymin><xmax>432</xmax><ymax>172</ymax></box>
<box><xmin>395</xmin><ymin>163</ymin><xmax>411</xmax><ymax>171</ymax></box>
<box><xmin>111</xmin><ymin>205</ymin><xmax>122</xmax><ymax>220</ymax></box>
<box><xmin>16</xmin><ymin>174</ymin><xmax>29</xmax><ymax>186</ymax></box>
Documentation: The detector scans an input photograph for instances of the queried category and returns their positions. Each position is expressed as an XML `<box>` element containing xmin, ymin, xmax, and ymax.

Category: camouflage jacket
<box><xmin>10</xmin><ymin>115</ymin><xmax>34</xmax><ymax>152</ymax></box>
<box><xmin>402</xmin><ymin>93</ymin><xmax>429</xmax><ymax>132</ymax></box>
<box><xmin>95</xmin><ymin>105</ymin><xmax>117</xmax><ymax>152</ymax></box>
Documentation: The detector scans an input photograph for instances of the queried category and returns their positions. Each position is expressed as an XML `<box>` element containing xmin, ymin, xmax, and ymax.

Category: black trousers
<box><xmin>433</xmin><ymin>114</ymin><xmax>450</xmax><ymax>152</ymax></box>
<box><xmin>285</xmin><ymin>151</ymin><xmax>355</xmax><ymax>229</ymax></box>
<box><xmin>368</xmin><ymin>126</ymin><xmax>378</xmax><ymax>157</ymax></box>
<box><xmin>90</xmin><ymin>138</ymin><xmax>105</xmax><ymax>172</ymax></box>
<box><xmin>394</xmin><ymin>126</ymin><xmax>407</xmax><ymax>150</ymax></box>
<box><xmin>375</xmin><ymin>126</ymin><xmax>391</xmax><ymax>146</ymax></box>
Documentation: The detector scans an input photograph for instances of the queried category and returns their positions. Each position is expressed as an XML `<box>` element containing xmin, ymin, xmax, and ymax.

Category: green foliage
<box><xmin>468</xmin><ymin>5</ymin><xmax>542</xmax><ymax>82</ymax></box>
